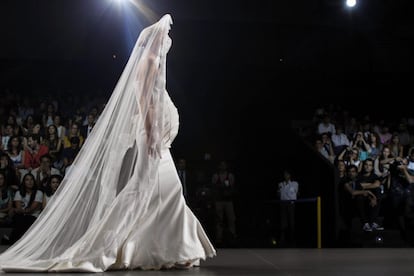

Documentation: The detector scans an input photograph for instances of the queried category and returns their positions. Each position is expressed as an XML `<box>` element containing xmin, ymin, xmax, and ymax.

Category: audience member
<box><xmin>0</xmin><ymin>171</ymin><xmax>13</xmax><ymax>226</ymax></box>
<box><xmin>8</xmin><ymin>173</ymin><xmax>43</xmax><ymax>244</ymax></box>
<box><xmin>277</xmin><ymin>170</ymin><xmax>299</xmax><ymax>246</ymax></box>
<box><xmin>22</xmin><ymin>134</ymin><xmax>49</xmax><ymax>171</ymax></box>
<box><xmin>42</xmin><ymin>174</ymin><xmax>62</xmax><ymax>209</ymax></box>
<box><xmin>211</xmin><ymin>160</ymin><xmax>237</xmax><ymax>246</ymax></box>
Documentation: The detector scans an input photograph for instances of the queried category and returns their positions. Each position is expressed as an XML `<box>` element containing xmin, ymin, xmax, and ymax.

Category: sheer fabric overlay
<box><xmin>0</xmin><ymin>14</ymin><xmax>216</xmax><ymax>272</ymax></box>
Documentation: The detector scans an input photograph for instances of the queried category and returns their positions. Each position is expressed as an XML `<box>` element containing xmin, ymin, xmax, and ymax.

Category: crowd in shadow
<box><xmin>308</xmin><ymin>105</ymin><xmax>414</xmax><ymax>246</ymax></box>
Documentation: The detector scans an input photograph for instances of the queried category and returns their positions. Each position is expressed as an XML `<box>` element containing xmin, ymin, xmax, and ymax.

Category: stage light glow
<box><xmin>110</xmin><ymin>0</ymin><xmax>123</xmax><ymax>4</ymax></box>
<box><xmin>346</xmin><ymin>0</ymin><xmax>357</xmax><ymax>7</ymax></box>
<box><xmin>128</xmin><ymin>0</ymin><xmax>157</xmax><ymax>22</ymax></box>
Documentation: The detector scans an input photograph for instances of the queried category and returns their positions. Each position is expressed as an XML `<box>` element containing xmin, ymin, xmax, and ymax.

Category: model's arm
<box><xmin>136</xmin><ymin>34</ymin><xmax>164</xmax><ymax>157</ymax></box>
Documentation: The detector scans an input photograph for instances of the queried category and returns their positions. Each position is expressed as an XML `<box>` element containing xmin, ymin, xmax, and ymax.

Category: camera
<box><xmin>395</xmin><ymin>160</ymin><xmax>404</xmax><ymax>166</ymax></box>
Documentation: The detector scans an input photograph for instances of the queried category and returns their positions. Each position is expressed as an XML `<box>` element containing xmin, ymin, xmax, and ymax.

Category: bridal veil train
<box><xmin>0</xmin><ymin>14</ymin><xmax>216</xmax><ymax>272</ymax></box>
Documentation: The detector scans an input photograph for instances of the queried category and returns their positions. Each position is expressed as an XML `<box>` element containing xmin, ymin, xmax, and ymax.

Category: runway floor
<box><xmin>1</xmin><ymin>247</ymin><xmax>414</xmax><ymax>275</ymax></box>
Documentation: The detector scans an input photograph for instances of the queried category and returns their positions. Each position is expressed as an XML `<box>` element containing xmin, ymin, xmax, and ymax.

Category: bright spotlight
<box><xmin>346</xmin><ymin>0</ymin><xmax>357</xmax><ymax>7</ymax></box>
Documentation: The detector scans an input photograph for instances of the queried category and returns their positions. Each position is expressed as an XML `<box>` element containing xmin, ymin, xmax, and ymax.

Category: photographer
<box><xmin>337</xmin><ymin>147</ymin><xmax>362</xmax><ymax>172</ymax></box>
<box><xmin>388</xmin><ymin>158</ymin><xmax>414</xmax><ymax>239</ymax></box>
<box><xmin>374</xmin><ymin>145</ymin><xmax>403</xmax><ymax>195</ymax></box>
<box><xmin>350</xmin><ymin>132</ymin><xmax>371</xmax><ymax>162</ymax></box>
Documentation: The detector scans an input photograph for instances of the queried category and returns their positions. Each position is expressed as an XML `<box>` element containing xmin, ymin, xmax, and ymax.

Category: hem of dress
<box><xmin>0</xmin><ymin>252</ymin><xmax>217</xmax><ymax>273</ymax></box>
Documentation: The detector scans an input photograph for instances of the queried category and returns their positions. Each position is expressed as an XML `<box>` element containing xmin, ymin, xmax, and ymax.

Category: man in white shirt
<box><xmin>331</xmin><ymin>125</ymin><xmax>350</xmax><ymax>155</ymax></box>
<box><xmin>29</xmin><ymin>154</ymin><xmax>61</xmax><ymax>189</ymax></box>
<box><xmin>317</xmin><ymin>114</ymin><xmax>336</xmax><ymax>135</ymax></box>
<box><xmin>278</xmin><ymin>170</ymin><xmax>299</xmax><ymax>246</ymax></box>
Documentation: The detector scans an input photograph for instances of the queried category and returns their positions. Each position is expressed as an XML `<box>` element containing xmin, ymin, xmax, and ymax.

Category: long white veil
<box><xmin>0</xmin><ymin>14</ymin><xmax>173</xmax><ymax>269</ymax></box>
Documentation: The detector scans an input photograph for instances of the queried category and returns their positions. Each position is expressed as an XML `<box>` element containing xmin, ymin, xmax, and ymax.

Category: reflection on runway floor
<box><xmin>1</xmin><ymin>247</ymin><xmax>414</xmax><ymax>275</ymax></box>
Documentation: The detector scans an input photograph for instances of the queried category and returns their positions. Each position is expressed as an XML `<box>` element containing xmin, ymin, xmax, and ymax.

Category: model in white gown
<box><xmin>0</xmin><ymin>14</ymin><xmax>216</xmax><ymax>272</ymax></box>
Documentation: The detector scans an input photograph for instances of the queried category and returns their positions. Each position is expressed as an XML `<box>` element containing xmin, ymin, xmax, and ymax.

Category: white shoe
<box><xmin>174</xmin><ymin>262</ymin><xmax>192</xmax><ymax>270</ymax></box>
<box><xmin>371</xmin><ymin>222</ymin><xmax>384</xmax><ymax>231</ymax></box>
<box><xmin>363</xmin><ymin>222</ymin><xmax>372</xmax><ymax>232</ymax></box>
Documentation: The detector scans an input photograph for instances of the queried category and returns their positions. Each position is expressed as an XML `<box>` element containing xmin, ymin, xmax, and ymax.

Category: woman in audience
<box><xmin>6</xmin><ymin>136</ymin><xmax>25</xmax><ymax>171</ymax></box>
<box><xmin>42</xmin><ymin>103</ymin><xmax>56</xmax><ymax>127</ymax></box>
<box><xmin>350</xmin><ymin>131</ymin><xmax>371</xmax><ymax>161</ymax></box>
<box><xmin>8</xmin><ymin>173</ymin><xmax>43</xmax><ymax>243</ymax></box>
<box><xmin>21</xmin><ymin>115</ymin><xmax>35</xmax><ymax>137</ymax></box>
<box><xmin>43</xmin><ymin>125</ymin><xmax>62</xmax><ymax>167</ymax></box>
<box><xmin>388</xmin><ymin>133</ymin><xmax>404</xmax><ymax>159</ymax></box>
<box><xmin>367</xmin><ymin>132</ymin><xmax>383</xmax><ymax>160</ymax></box>
<box><xmin>31</xmin><ymin>123</ymin><xmax>44</xmax><ymax>139</ymax></box>
<box><xmin>378</xmin><ymin>125</ymin><xmax>393</xmax><ymax>145</ymax></box>
<box><xmin>0</xmin><ymin>153</ymin><xmax>19</xmax><ymax>193</ymax></box>
<box><xmin>374</xmin><ymin>145</ymin><xmax>401</xmax><ymax>192</ymax></box>
<box><xmin>42</xmin><ymin>174</ymin><xmax>62</xmax><ymax>209</ymax></box>
<box><xmin>0</xmin><ymin>171</ymin><xmax>13</xmax><ymax>226</ymax></box>
<box><xmin>62</xmin><ymin>122</ymin><xmax>84</xmax><ymax>149</ymax></box>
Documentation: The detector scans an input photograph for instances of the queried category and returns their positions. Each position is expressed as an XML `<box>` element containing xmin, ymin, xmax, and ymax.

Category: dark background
<box><xmin>1</xmin><ymin>0</ymin><xmax>414</xmax><ymax>246</ymax></box>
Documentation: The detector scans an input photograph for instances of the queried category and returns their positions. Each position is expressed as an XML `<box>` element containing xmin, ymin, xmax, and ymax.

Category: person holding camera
<box><xmin>337</xmin><ymin>147</ymin><xmax>363</xmax><ymax>172</ymax></box>
<box><xmin>387</xmin><ymin>156</ymin><xmax>414</xmax><ymax>239</ymax></box>
<box><xmin>350</xmin><ymin>132</ymin><xmax>371</xmax><ymax>162</ymax></box>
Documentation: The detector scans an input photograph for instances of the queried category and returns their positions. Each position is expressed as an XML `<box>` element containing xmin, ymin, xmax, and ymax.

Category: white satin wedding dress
<box><xmin>0</xmin><ymin>14</ymin><xmax>216</xmax><ymax>272</ymax></box>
